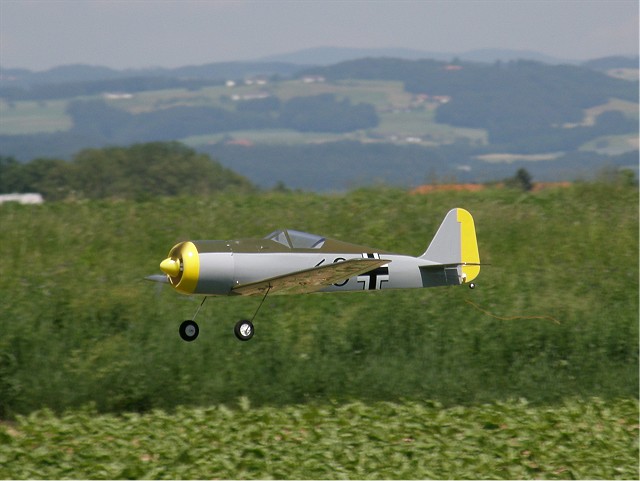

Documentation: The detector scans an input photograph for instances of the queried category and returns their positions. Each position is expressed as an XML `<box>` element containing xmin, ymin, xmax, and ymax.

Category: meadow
<box><xmin>0</xmin><ymin>182</ymin><xmax>638</xmax><ymax>478</ymax></box>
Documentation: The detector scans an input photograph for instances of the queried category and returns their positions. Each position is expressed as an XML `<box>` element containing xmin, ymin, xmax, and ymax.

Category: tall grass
<box><xmin>0</xmin><ymin>183</ymin><xmax>637</xmax><ymax>416</ymax></box>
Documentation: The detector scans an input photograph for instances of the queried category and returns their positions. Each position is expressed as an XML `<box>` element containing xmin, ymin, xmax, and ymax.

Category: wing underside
<box><xmin>232</xmin><ymin>258</ymin><xmax>391</xmax><ymax>296</ymax></box>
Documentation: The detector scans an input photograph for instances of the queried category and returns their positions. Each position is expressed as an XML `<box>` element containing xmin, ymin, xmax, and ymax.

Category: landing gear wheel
<box><xmin>234</xmin><ymin>320</ymin><xmax>254</xmax><ymax>341</ymax></box>
<box><xmin>179</xmin><ymin>320</ymin><xmax>199</xmax><ymax>342</ymax></box>
<box><xmin>469</xmin><ymin>283</ymin><xmax>476</xmax><ymax>289</ymax></box>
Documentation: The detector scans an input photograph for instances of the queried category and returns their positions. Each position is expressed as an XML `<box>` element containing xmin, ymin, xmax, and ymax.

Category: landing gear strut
<box><xmin>177</xmin><ymin>286</ymin><xmax>272</xmax><ymax>342</ymax></box>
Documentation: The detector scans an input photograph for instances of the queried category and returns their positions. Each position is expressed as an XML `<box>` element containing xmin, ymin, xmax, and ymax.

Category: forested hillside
<box><xmin>301</xmin><ymin>58</ymin><xmax>638</xmax><ymax>151</ymax></box>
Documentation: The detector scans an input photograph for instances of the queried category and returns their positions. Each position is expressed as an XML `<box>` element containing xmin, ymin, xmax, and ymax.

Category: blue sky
<box><xmin>1</xmin><ymin>0</ymin><xmax>638</xmax><ymax>70</ymax></box>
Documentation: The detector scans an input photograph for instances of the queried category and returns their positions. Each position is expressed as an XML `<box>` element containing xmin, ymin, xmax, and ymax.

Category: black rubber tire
<box><xmin>179</xmin><ymin>320</ymin><xmax>199</xmax><ymax>342</ymax></box>
<box><xmin>234</xmin><ymin>320</ymin><xmax>254</xmax><ymax>341</ymax></box>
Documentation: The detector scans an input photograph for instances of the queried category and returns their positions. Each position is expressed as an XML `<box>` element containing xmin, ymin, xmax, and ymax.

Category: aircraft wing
<box><xmin>232</xmin><ymin>258</ymin><xmax>391</xmax><ymax>296</ymax></box>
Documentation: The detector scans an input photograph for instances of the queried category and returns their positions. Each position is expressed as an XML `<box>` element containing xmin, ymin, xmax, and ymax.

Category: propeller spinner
<box><xmin>160</xmin><ymin>241</ymin><xmax>200</xmax><ymax>294</ymax></box>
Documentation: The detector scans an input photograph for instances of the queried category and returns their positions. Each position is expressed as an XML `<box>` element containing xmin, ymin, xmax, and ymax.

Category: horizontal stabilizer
<box><xmin>233</xmin><ymin>258</ymin><xmax>391</xmax><ymax>296</ymax></box>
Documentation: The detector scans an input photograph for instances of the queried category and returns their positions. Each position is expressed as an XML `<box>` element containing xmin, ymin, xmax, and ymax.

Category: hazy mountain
<box><xmin>256</xmin><ymin>46</ymin><xmax>578</xmax><ymax>65</ymax></box>
<box><xmin>256</xmin><ymin>46</ymin><xmax>450</xmax><ymax>64</ymax></box>
<box><xmin>3</xmin><ymin>49</ymin><xmax>636</xmax><ymax>89</ymax></box>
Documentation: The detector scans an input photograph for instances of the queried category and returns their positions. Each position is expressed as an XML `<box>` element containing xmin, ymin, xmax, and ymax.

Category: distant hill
<box><xmin>298</xmin><ymin>58</ymin><xmax>638</xmax><ymax>150</ymax></box>
<box><xmin>3</xmin><ymin>51</ymin><xmax>636</xmax><ymax>89</ymax></box>
<box><xmin>256</xmin><ymin>47</ymin><xmax>449</xmax><ymax>65</ymax></box>
<box><xmin>0</xmin><ymin>61</ymin><xmax>305</xmax><ymax>88</ymax></box>
<box><xmin>256</xmin><ymin>46</ymin><xmax>577</xmax><ymax>65</ymax></box>
<box><xmin>581</xmin><ymin>56</ymin><xmax>639</xmax><ymax>71</ymax></box>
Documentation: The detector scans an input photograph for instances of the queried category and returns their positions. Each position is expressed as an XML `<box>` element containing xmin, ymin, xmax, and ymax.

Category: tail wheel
<box><xmin>179</xmin><ymin>320</ymin><xmax>199</xmax><ymax>342</ymax></box>
<box><xmin>234</xmin><ymin>320</ymin><xmax>254</xmax><ymax>341</ymax></box>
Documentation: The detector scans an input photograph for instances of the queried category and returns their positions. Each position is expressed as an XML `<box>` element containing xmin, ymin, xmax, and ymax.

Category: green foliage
<box><xmin>0</xmin><ymin>184</ymin><xmax>637</xmax><ymax>419</ymax></box>
<box><xmin>0</xmin><ymin>398</ymin><xmax>637</xmax><ymax>479</ymax></box>
<box><xmin>0</xmin><ymin>142</ymin><xmax>254</xmax><ymax>199</ymax></box>
<box><xmin>504</xmin><ymin>168</ymin><xmax>534</xmax><ymax>191</ymax></box>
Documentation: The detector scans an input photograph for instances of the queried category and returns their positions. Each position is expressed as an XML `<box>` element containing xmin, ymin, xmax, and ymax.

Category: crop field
<box><xmin>0</xmin><ymin>182</ymin><xmax>638</xmax><ymax>478</ymax></box>
<box><xmin>1</xmin><ymin>398</ymin><xmax>637</xmax><ymax>479</ymax></box>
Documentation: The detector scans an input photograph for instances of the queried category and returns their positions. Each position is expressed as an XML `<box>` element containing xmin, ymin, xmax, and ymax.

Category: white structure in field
<box><xmin>0</xmin><ymin>193</ymin><xmax>44</xmax><ymax>205</ymax></box>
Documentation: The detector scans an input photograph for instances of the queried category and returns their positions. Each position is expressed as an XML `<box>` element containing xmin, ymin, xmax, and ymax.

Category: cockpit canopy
<box><xmin>264</xmin><ymin>229</ymin><xmax>326</xmax><ymax>249</ymax></box>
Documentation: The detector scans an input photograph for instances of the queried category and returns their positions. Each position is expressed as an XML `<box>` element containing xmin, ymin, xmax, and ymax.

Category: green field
<box><xmin>1</xmin><ymin>398</ymin><xmax>637</xmax><ymax>479</ymax></box>
<box><xmin>0</xmin><ymin>99</ymin><xmax>73</xmax><ymax>134</ymax></box>
<box><xmin>0</xmin><ymin>183</ymin><xmax>638</xmax><ymax>478</ymax></box>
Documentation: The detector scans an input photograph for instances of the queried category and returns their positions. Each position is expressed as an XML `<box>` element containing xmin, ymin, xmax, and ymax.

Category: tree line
<box><xmin>65</xmin><ymin>93</ymin><xmax>378</xmax><ymax>145</ymax></box>
<box><xmin>0</xmin><ymin>142</ymin><xmax>254</xmax><ymax>200</ymax></box>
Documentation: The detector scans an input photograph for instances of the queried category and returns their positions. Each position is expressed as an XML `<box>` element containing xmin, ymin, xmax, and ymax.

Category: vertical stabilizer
<box><xmin>421</xmin><ymin>208</ymin><xmax>480</xmax><ymax>283</ymax></box>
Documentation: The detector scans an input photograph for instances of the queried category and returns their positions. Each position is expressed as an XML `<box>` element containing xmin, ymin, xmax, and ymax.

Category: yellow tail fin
<box><xmin>457</xmin><ymin>208</ymin><xmax>480</xmax><ymax>283</ymax></box>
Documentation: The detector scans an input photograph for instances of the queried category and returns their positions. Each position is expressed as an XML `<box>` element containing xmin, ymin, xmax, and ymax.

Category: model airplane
<box><xmin>147</xmin><ymin>208</ymin><xmax>480</xmax><ymax>342</ymax></box>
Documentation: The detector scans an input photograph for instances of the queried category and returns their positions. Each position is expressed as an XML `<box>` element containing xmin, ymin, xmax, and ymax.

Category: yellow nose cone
<box><xmin>160</xmin><ymin>258</ymin><xmax>181</xmax><ymax>277</ymax></box>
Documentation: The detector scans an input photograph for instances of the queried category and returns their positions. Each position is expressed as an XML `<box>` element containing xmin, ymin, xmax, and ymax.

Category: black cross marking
<box><xmin>358</xmin><ymin>253</ymin><xmax>389</xmax><ymax>290</ymax></box>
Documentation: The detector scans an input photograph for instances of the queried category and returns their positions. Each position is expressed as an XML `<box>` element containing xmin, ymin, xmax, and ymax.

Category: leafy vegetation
<box><xmin>0</xmin><ymin>183</ymin><xmax>637</xmax><ymax>419</ymax></box>
<box><xmin>1</xmin><ymin>398</ymin><xmax>637</xmax><ymax>479</ymax></box>
<box><xmin>0</xmin><ymin>142</ymin><xmax>254</xmax><ymax>200</ymax></box>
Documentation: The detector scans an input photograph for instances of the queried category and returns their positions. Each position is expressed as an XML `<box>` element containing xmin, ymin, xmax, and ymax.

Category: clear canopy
<box><xmin>264</xmin><ymin>229</ymin><xmax>326</xmax><ymax>249</ymax></box>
